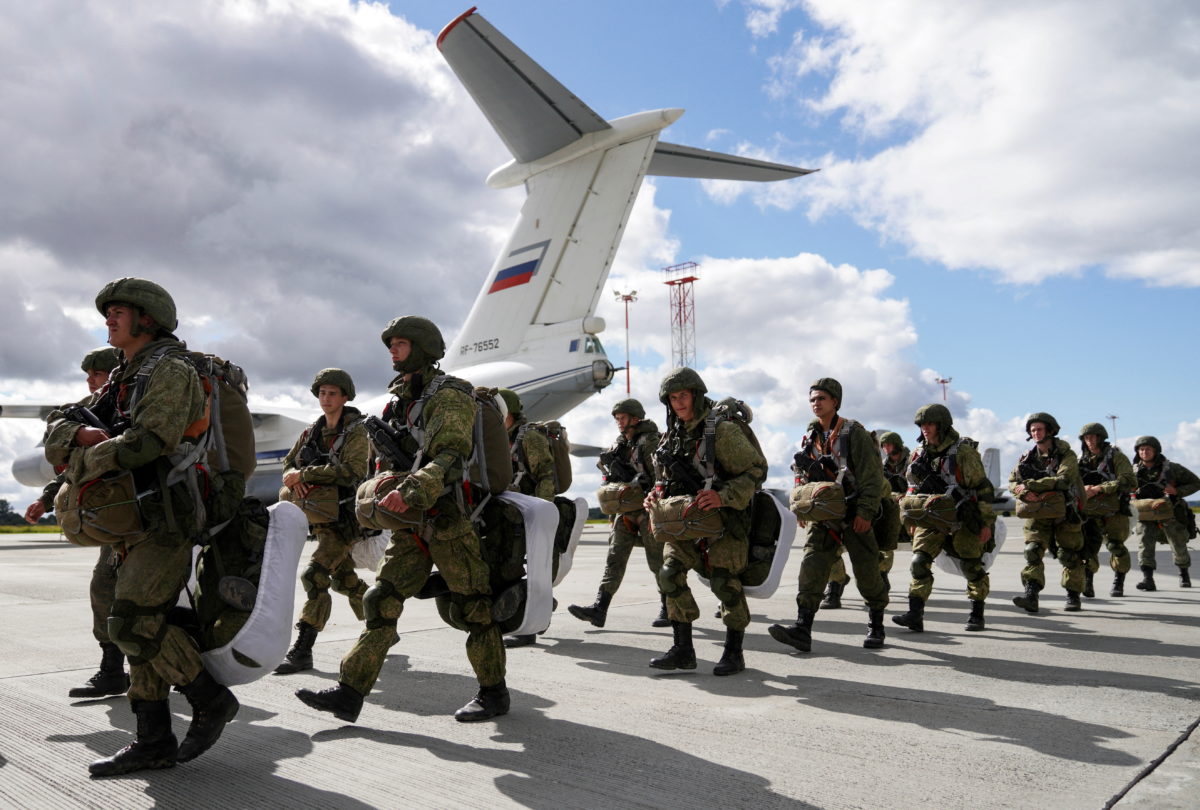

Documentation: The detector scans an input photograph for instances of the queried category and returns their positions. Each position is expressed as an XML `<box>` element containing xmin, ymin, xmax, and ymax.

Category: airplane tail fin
<box><xmin>983</xmin><ymin>448</ymin><xmax>1002</xmax><ymax>491</ymax></box>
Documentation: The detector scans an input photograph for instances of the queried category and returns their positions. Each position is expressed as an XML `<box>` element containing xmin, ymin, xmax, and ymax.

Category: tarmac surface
<box><xmin>0</xmin><ymin>517</ymin><xmax>1197</xmax><ymax>809</ymax></box>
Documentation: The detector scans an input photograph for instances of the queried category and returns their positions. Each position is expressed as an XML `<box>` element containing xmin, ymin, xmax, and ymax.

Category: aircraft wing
<box><xmin>438</xmin><ymin>9</ymin><xmax>611</xmax><ymax>164</ymax></box>
<box><xmin>0</xmin><ymin>404</ymin><xmax>58</xmax><ymax>420</ymax></box>
<box><xmin>648</xmin><ymin>142</ymin><xmax>816</xmax><ymax>181</ymax></box>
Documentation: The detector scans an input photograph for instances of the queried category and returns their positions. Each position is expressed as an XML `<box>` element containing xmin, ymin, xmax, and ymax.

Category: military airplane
<box><xmin>3</xmin><ymin>7</ymin><xmax>812</xmax><ymax>504</ymax></box>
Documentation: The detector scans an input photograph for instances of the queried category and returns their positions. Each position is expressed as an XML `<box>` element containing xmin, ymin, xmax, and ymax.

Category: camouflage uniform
<box><xmin>284</xmin><ymin>407</ymin><xmax>370</xmax><ymax>630</ymax></box>
<box><xmin>509</xmin><ymin>418</ymin><xmax>557</xmax><ymax>501</ymax></box>
<box><xmin>597</xmin><ymin>420</ymin><xmax>664</xmax><ymax>597</ymax></box>
<box><xmin>1077</xmin><ymin>424</ymin><xmax>1137</xmax><ymax>596</ymax></box>
<box><xmin>1010</xmin><ymin>414</ymin><xmax>1086</xmax><ymax>611</ymax></box>
<box><xmin>1132</xmin><ymin>436</ymin><xmax>1199</xmax><ymax>588</ymax></box>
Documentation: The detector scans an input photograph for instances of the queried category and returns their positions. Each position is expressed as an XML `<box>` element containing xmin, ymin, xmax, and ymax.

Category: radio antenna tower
<box><xmin>663</xmin><ymin>261</ymin><xmax>699</xmax><ymax>368</ymax></box>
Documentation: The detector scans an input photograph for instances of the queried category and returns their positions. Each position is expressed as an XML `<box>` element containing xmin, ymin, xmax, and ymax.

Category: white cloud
<box><xmin>736</xmin><ymin>0</ymin><xmax>1200</xmax><ymax>285</ymax></box>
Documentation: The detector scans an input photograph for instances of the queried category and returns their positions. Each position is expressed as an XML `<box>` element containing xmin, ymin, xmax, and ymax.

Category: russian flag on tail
<box><xmin>488</xmin><ymin>240</ymin><xmax>550</xmax><ymax>294</ymax></box>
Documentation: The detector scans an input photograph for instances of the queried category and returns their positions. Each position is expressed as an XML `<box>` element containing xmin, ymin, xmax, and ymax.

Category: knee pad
<box><xmin>363</xmin><ymin>580</ymin><xmax>398</xmax><ymax>627</ymax></box>
<box><xmin>300</xmin><ymin>561</ymin><xmax>331</xmax><ymax>601</ymax></box>
<box><xmin>657</xmin><ymin>559</ymin><xmax>687</xmax><ymax>596</ymax></box>
<box><xmin>708</xmin><ymin>567</ymin><xmax>743</xmax><ymax>608</ymax></box>
<box><xmin>331</xmin><ymin>569</ymin><xmax>362</xmax><ymax>596</ymax></box>
<box><xmin>106</xmin><ymin>599</ymin><xmax>168</xmax><ymax>662</ymax></box>
<box><xmin>1023</xmin><ymin>542</ymin><xmax>1044</xmax><ymax>564</ymax></box>
<box><xmin>961</xmin><ymin>558</ymin><xmax>986</xmax><ymax>582</ymax></box>
<box><xmin>910</xmin><ymin>550</ymin><xmax>934</xmax><ymax>578</ymax></box>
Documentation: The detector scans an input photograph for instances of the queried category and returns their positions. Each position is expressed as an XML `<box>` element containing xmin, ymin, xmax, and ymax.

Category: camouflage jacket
<box><xmin>1079</xmin><ymin>444</ymin><xmax>1137</xmax><ymax>496</ymax></box>
<box><xmin>44</xmin><ymin>338</ymin><xmax>205</xmax><ymax>485</ymax></box>
<box><xmin>800</xmin><ymin>416</ymin><xmax>884</xmax><ymax>521</ymax></box>
<box><xmin>283</xmin><ymin>406</ymin><xmax>369</xmax><ymax>489</ymax></box>
<box><xmin>1009</xmin><ymin>437</ymin><xmax>1083</xmax><ymax>496</ymax></box>
<box><xmin>601</xmin><ymin>419</ymin><xmax>660</xmax><ymax>490</ymax></box>
<box><xmin>509</xmin><ymin>417</ymin><xmax>556</xmax><ymax>501</ymax></box>
<box><xmin>909</xmin><ymin>428</ymin><xmax>995</xmax><ymax>524</ymax></box>
<box><xmin>883</xmin><ymin>445</ymin><xmax>910</xmax><ymax>494</ymax></box>
<box><xmin>1134</xmin><ymin>456</ymin><xmax>1200</xmax><ymax>500</ymax></box>
<box><xmin>656</xmin><ymin>399</ymin><xmax>766</xmax><ymax>512</ymax></box>
<box><xmin>379</xmin><ymin>369</ymin><xmax>476</xmax><ymax>512</ymax></box>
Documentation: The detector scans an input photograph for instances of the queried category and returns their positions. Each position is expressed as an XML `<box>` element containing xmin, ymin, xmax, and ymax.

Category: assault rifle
<box><xmin>655</xmin><ymin>444</ymin><xmax>706</xmax><ymax>495</ymax></box>
<box><xmin>791</xmin><ymin>452</ymin><xmax>835</xmax><ymax>484</ymax></box>
<box><xmin>362</xmin><ymin>415</ymin><xmax>416</xmax><ymax>471</ymax></box>
<box><xmin>599</xmin><ymin>447</ymin><xmax>640</xmax><ymax>485</ymax></box>
<box><xmin>908</xmin><ymin>454</ymin><xmax>945</xmax><ymax>495</ymax></box>
<box><xmin>60</xmin><ymin>403</ymin><xmax>112</xmax><ymax>434</ymax></box>
<box><xmin>1016</xmin><ymin>456</ymin><xmax>1047</xmax><ymax>482</ymax></box>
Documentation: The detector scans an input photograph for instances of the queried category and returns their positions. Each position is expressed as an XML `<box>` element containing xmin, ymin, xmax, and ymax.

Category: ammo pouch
<box><xmin>597</xmin><ymin>482</ymin><xmax>645</xmax><ymax>515</ymax></box>
<box><xmin>1133</xmin><ymin>497</ymin><xmax>1174</xmax><ymax>523</ymax></box>
<box><xmin>278</xmin><ymin>483</ymin><xmax>341</xmax><ymax>525</ymax></box>
<box><xmin>1015</xmin><ymin>490</ymin><xmax>1066</xmax><ymax>520</ymax></box>
<box><xmin>900</xmin><ymin>493</ymin><xmax>957</xmax><ymax>533</ymax></box>
<box><xmin>789</xmin><ymin>481</ymin><xmax>846</xmax><ymax>523</ymax></box>
<box><xmin>874</xmin><ymin>493</ymin><xmax>902</xmax><ymax>551</ymax></box>
<box><xmin>1081</xmin><ymin>491</ymin><xmax>1121</xmax><ymax>518</ymax></box>
<box><xmin>649</xmin><ymin>494</ymin><xmax>724</xmax><ymax>542</ymax></box>
<box><xmin>55</xmin><ymin>471</ymin><xmax>145</xmax><ymax>547</ymax></box>
<box><xmin>355</xmin><ymin>474</ymin><xmax>425</xmax><ymax>531</ymax></box>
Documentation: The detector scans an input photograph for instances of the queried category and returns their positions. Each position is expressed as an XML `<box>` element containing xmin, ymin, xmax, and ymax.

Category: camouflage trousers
<box><xmin>660</xmin><ymin>533</ymin><xmax>749</xmax><ymax>630</ymax></box>
<box><xmin>827</xmin><ymin>548</ymin><xmax>894</xmax><ymax>586</ymax></box>
<box><xmin>1138</xmin><ymin>519</ymin><xmax>1191</xmax><ymax>569</ymax></box>
<box><xmin>108</xmin><ymin>534</ymin><xmax>203</xmax><ymax>702</ymax></box>
<box><xmin>299</xmin><ymin>522</ymin><xmax>367</xmax><ymax>631</ymax></box>
<box><xmin>796</xmin><ymin>522</ymin><xmax>889</xmax><ymax>612</ymax></box>
<box><xmin>599</xmin><ymin>510</ymin><xmax>664</xmax><ymax>597</ymax></box>
<box><xmin>909</xmin><ymin>526</ymin><xmax>989</xmax><ymax>602</ymax></box>
<box><xmin>1021</xmin><ymin>517</ymin><xmax>1085</xmax><ymax>591</ymax></box>
<box><xmin>1082</xmin><ymin>514</ymin><xmax>1132</xmax><ymax>574</ymax></box>
<box><xmin>339</xmin><ymin>511</ymin><xmax>504</xmax><ymax>696</ymax></box>
<box><xmin>89</xmin><ymin>545</ymin><xmax>120</xmax><ymax>643</ymax></box>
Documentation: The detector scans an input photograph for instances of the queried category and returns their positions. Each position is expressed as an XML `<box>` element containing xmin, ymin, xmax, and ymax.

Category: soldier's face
<box><xmin>388</xmin><ymin>337</ymin><xmax>412</xmax><ymax>365</ymax></box>
<box><xmin>104</xmin><ymin>304</ymin><xmax>150</xmax><ymax>350</ymax></box>
<box><xmin>317</xmin><ymin>385</ymin><xmax>349</xmax><ymax>416</ymax></box>
<box><xmin>1084</xmin><ymin>434</ymin><xmax>1102</xmax><ymax>453</ymax></box>
<box><xmin>84</xmin><ymin>369</ymin><xmax>110</xmax><ymax>394</ymax></box>
<box><xmin>809</xmin><ymin>391</ymin><xmax>836</xmax><ymax>421</ymax></box>
<box><xmin>920</xmin><ymin>422</ymin><xmax>939</xmax><ymax>444</ymax></box>
<box><xmin>1138</xmin><ymin>445</ymin><xmax>1158</xmax><ymax>463</ymax></box>
<box><xmin>614</xmin><ymin>413</ymin><xmax>637</xmax><ymax>433</ymax></box>
<box><xmin>669</xmin><ymin>390</ymin><xmax>694</xmax><ymax>422</ymax></box>
<box><xmin>1029</xmin><ymin>423</ymin><xmax>1049</xmax><ymax>443</ymax></box>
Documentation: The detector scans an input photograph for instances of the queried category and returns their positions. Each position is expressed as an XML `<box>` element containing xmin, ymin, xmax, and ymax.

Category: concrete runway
<box><xmin>0</xmin><ymin>518</ymin><xmax>1196</xmax><ymax>809</ymax></box>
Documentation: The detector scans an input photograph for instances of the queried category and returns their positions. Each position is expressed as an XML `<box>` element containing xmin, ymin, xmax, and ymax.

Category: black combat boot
<box><xmin>296</xmin><ymin>682</ymin><xmax>364</xmax><ymax>723</ymax></box>
<box><xmin>70</xmin><ymin>642</ymin><xmax>130</xmax><ymax>699</ymax></box>
<box><xmin>864</xmin><ymin>609</ymin><xmax>886</xmax><ymax>649</ymax></box>
<box><xmin>1064</xmin><ymin>590</ymin><xmax>1082</xmax><ymax>612</ymax></box>
<box><xmin>176</xmin><ymin>670</ymin><xmax>240</xmax><ymax>763</ymax></box>
<box><xmin>503</xmin><ymin>633</ymin><xmax>537</xmax><ymax>648</ymax></box>
<box><xmin>1083</xmin><ymin>569</ymin><xmax>1095</xmax><ymax>598</ymax></box>
<box><xmin>1180</xmin><ymin>567</ymin><xmax>1191</xmax><ymax>588</ymax></box>
<box><xmin>88</xmin><ymin>699</ymin><xmax>177</xmax><ymax>777</ymax></box>
<box><xmin>454</xmin><ymin>680</ymin><xmax>511</xmax><ymax>722</ymax></box>
<box><xmin>567</xmin><ymin>590</ymin><xmax>613</xmax><ymax>628</ymax></box>
<box><xmin>1012</xmin><ymin>581</ymin><xmax>1041</xmax><ymax>613</ymax></box>
<box><xmin>768</xmin><ymin>607</ymin><xmax>815</xmax><ymax>653</ymax></box>
<box><xmin>649</xmin><ymin>621</ymin><xmax>697</xmax><ymax>670</ymax></box>
<box><xmin>1136</xmin><ymin>565</ymin><xmax>1156</xmax><ymax>592</ymax></box>
<box><xmin>1111</xmin><ymin>571</ymin><xmax>1126</xmax><ymax>597</ymax></box>
<box><xmin>652</xmin><ymin>594</ymin><xmax>670</xmax><ymax>628</ymax></box>
<box><xmin>965</xmin><ymin>599</ymin><xmax>985</xmax><ymax>632</ymax></box>
<box><xmin>819</xmin><ymin>580</ymin><xmax>844</xmax><ymax>610</ymax></box>
<box><xmin>712</xmin><ymin>628</ymin><xmax>745</xmax><ymax>676</ymax></box>
<box><xmin>273</xmin><ymin>621</ymin><xmax>318</xmax><ymax>675</ymax></box>
<box><xmin>891</xmin><ymin>594</ymin><xmax>925</xmax><ymax>633</ymax></box>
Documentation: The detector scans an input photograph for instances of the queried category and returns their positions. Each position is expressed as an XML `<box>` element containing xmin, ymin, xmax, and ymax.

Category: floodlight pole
<box><xmin>614</xmin><ymin>289</ymin><xmax>638</xmax><ymax>394</ymax></box>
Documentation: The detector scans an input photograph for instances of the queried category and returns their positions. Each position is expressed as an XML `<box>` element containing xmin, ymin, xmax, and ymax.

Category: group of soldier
<box><xmin>29</xmin><ymin>277</ymin><xmax>1199</xmax><ymax>779</ymax></box>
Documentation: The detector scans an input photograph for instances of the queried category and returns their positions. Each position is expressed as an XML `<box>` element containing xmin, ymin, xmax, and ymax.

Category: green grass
<box><xmin>0</xmin><ymin>525</ymin><xmax>62</xmax><ymax>534</ymax></box>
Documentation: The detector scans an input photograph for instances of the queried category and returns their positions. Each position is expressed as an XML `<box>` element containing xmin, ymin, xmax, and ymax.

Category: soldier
<box><xmin>644</xmin><ymin>368</ymin><xmax>767</xmax><ymax>676</ymax></box>
<box><xmin>1077</xmin><ymin>423</ymin><xmax>1137</xmax><ymax>597</ymax></box>
<box><xmin>274</xmin><ymin>368</ymin><xmax>370</xmax><ymax>674</ymax></box>
<box><xmin>891</xmin><ymin>404</ymin><xmax>994</xmax><ymax>633</ymax></box>
<box><xmin>24</xmin><ymin>347</ymin><xmax>128</xmax><ymax>699</ymax></box>
<box><xmin>296</xmin><ymin>316</ymin><xmax>509</xmax><ymax>723</ymax></box>
<box><xmin>769</xmin><ymin>378</ymin><xmax>889</xmax><ymax>652</ymax></box>
<box><xmin>497</xmin><ymin>387</ymin><xmax>559</xmax><ymax>648</ymax></box>
<box><xmin>568</xmin><ymin>399</ymin><xmax>666</xmax><ymax>629</ymax></box>
<box><xmin>44</xmin><ymin>279</ymin><xmax>239</xmax><ymax>776</ymax></box>
<box><xmin>1009</xmin><ymin>413</ymin><xmax>1086</xmax><ymax>613</ymax></box>
<box><xmin>1131</xmin><ymin>436</ymin><xmax>1200</xmax><ymax>591</ymax></box>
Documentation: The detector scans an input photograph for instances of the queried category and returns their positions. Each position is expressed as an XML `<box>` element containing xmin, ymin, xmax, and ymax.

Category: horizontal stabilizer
<box><xmin>438</xmin><ymin>9</ymin><xmax>610</xmax><ymax>164</ymax></box>
<box><xmin>648</xmin><ymin>141</ymin><xmax>815</xmax><ymax>181</ymax></box>
<box><xmin>0</xmin><ymin>404</ymin><xmax>56</xmax><ymax>420</ymax></box>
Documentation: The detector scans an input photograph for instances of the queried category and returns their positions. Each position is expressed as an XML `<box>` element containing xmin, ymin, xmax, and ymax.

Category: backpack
<box><xmin>405</xmin><ymin>376</ymin><xmax>513</xmax><ymax>497</ymax></box>
<box><xmin>515</xmin><ymin>420</ymin><xmax>573</xmax><ymax>494</ymax></box>
<box><xmin>701</xmin><ymin>398</ymin><xmax>762</xmax><ymax>487</ymax></box>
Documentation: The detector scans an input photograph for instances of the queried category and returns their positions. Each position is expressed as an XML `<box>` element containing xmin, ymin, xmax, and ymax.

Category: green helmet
<box><xmin>611</xmin><ymin>398</ymin><xmax>645</xmax><ymax>419</ymax></box>
<box><xmin>1133</xmin><ymin>435</ymin><xmax>1162</xmax><ymax>454</ymax></box>
<box><xmin>809</xmin><ymin>377</ymin><xmax>842</xmax><ymax>405</ymax></box>
<box><xmin>497</xmin><ymin>388</ymin><xmax>522</xmax><ymax>419</ymax></box>
<box><xmin>380</xmin><ymin>316</ymin><xmax>445</xmax><ymax>373</ymax></box>
<box><xmin>1078</xmin><ymin>422</ymin><xmax>1108</xmax><ymax>441</ymax></box>
<box><xmin>311</xmin><ymin>368</ymin><xmax>355</xmax><ymax>400</ymax></box>
<box><xmin>81</xmin><ymin>347</ymin><xmax>121</xmax><ymax>373</ymax></box>
<box><xmin>913</xmin><ymin>403</ymin><xmax>952</xmax><ymax>429</ymax></box>
<box><xmin>95</xmin><ymin>277</ymin><xmax>178</xmax><ymax>334</ymax></box>
<box><xmin>659</xmin><ymin>367</ymin><xmax>708</xmax><ymax>405</ymax></box>
<box><xmin>878</xmin><ymin>430</ymin><xmax>903</xmax><ymax>449</ymax></box>
<box><xmin>1025</xmin><ymin>412</ymin><xmax>1060</xmax><ymax>437</ymax></box>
